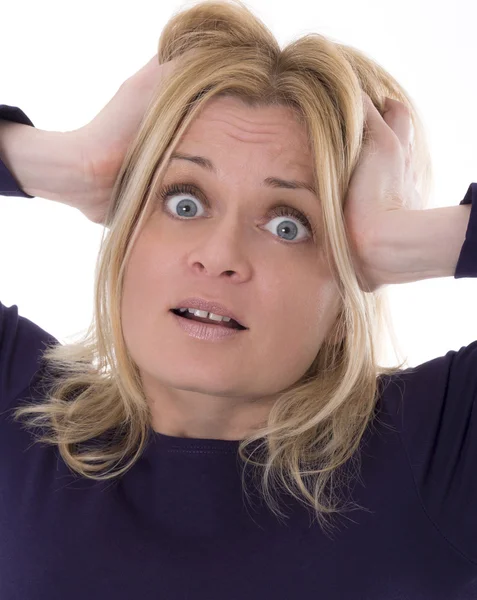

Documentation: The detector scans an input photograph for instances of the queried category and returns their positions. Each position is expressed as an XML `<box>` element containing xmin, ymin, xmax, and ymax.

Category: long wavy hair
<box><xmin>12</xmin><ymin>0</ymin><xmax>432</xmax><ymax>538</ymax></box>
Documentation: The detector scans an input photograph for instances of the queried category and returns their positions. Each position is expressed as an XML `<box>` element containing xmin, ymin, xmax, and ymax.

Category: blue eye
<box><xmin>266</xmin><ymin>206</ymin><xmax>312</xmax><ymax>242</ymax></box>
<box><xmin>159</xmin><ymin>182</ymin><xmax>315</xmax><ymax>243</ymax></box>
<box><xmin>160</xmin><ymin>183</ymin><xmax>206</xmax><ymax>219</ymax></box>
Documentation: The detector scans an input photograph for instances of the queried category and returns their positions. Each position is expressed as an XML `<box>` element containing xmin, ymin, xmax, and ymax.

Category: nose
<box><xmin>186</xmin><ymin>216</ymin><xmax>253</xmax><ymax>280</ymax></box>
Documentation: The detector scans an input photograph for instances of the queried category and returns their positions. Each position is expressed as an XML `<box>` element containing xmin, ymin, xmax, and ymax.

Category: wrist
<box><xmin>370</xmin><ymin>206</ymin><xmax>471</xmax><ymax>285</ymax></box>
<box><xmin>0</xmin><ymin>120</ymin><xmax>83</xmax><ymax>203</ymax></box>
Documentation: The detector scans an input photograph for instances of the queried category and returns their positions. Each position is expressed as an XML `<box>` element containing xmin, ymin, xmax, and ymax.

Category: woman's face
<box><xmin>121</xmin><ymin>95</ymin><xmax>342</xmax><ymax>440</ymax></box>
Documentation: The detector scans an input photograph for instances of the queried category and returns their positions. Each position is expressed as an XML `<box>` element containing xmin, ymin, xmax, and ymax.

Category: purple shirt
<box><xmin>1</xmin><ymin>103</ymin><xmax>477</xmax><ymax>599</ymax></box>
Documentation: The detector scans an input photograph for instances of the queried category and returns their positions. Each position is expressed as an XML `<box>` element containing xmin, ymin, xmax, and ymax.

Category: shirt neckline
<box><xmin>150</xmin><ymin>430</ymin><xmax>243</xmax><ymax>454</ymax></box>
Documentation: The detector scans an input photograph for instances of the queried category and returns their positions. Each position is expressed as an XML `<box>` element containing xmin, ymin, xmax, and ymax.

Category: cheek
<box><xmin>122</xmin><ymin>249</ymin><xmax>150</xmax><ymax>311</ymax></box>
<box><xmin>122</xmin><ymin>227</ymin><xmax>171</xmax><ymax>310</ymax></box>
<box><xmin>258</xmin><ymin>273</ymin><xmax>339</xmax><ymax>362</ymax></box>
<box><xmin>121</xmin><ymin>238</ymin><xmax>163</xmax><ymax>344</ymax></box>
<box><xmin>284</xmin><ymin>277</ymin><xmax>340</xmax><ymax>349</ymax></box>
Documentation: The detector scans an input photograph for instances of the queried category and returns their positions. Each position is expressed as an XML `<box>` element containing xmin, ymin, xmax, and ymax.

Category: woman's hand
<box><xmin>71</xmin><ymin>54</ymin><xmax>179</xmax><ymax>225</ymax></box>
<box><xmin>343</xmin><ymin>93</ymin><xmax>421</xmax><ymax>292</ymax></box>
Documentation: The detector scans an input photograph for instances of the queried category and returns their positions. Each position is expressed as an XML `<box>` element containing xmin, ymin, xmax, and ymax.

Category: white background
<box><xmin>0</xmin><ymin>0</ymin><xmax>476</xmax><ymax>368</ymax></box>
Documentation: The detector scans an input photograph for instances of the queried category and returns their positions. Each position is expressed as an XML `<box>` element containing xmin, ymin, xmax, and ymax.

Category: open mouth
<box><xmin>170</xmin><ymin>309</ymin><xmax>246</xmax><ymax>330</ymax></box>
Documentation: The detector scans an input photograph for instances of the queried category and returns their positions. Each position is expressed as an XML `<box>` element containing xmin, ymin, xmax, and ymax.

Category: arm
<box><xmin>369</xmin><ymin>202</ymin><xmax>472</xmax><ymax>285</ymax></box>
<box><xmin>343</xmin><ymin>95</ymin><xmax>475</xmax><ymax>290</ymax></box>
<box><xmin>0</xmin><ymin>120</ymin><xmax>83</xmax><ymax>203</ymax></box>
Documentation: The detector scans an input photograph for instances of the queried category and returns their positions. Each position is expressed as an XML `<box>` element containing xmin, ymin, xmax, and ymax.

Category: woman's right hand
<box><xmin>71</xmin><ymin>54</ymin><xmax>178</xmax><ymax>225</ymax></box>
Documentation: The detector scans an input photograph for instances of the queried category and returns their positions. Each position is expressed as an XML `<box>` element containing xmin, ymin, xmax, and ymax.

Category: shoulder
<box><xmin>0</xmin><ymin>301</ymin><xmax>59</xmax><ymax>412</ymax></box>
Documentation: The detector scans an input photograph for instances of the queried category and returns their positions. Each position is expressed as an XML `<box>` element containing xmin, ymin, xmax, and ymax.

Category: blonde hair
<box><xmin>13</xmin><ymin>0</ymin><xmax>432</xmax><ymax>538</ymax></box>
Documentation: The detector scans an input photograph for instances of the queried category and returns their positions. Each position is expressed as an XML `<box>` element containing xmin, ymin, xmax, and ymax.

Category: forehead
<box><xmin>170</xmin><ymin>95</ymin><xmax>314</xmax><ymax>176</ymax></box>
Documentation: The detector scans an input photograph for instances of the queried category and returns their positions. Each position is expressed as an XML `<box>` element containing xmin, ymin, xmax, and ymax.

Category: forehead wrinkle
<box><xmin>197</xmin><ymin>105</ymin><xmax>301</xmax><ymax>133</ymax></box>
<box><xmin>167</xmin><ymin>153</ymin><xmax>317</xmax><ymax>196</ymax></box>
<box><xmin>165</xmin><ymin>98</ymin><xmax>318</xmax><ymax>199</ymax></box>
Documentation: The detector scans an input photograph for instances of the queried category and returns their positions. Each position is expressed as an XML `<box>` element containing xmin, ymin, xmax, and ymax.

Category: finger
<box><xmin>382</xmin><ymin>97</ymin><xmax>413</xmax><ymax>150</ymax></box>
<box><xmin>361</xmin><ymin>93</ymin><xmax>412</xmax><ymax>155</ymax></box>
<box><xmin>361</xmin><ymin>93</ymin><xmax>391</xmax><ymax>142</ymax></box>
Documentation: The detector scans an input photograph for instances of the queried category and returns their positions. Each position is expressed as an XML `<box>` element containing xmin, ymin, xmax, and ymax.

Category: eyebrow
<box><xmin>169</xmin><ymin>152</ymin><xmax>317</xmax><ymax>196</ymax></box>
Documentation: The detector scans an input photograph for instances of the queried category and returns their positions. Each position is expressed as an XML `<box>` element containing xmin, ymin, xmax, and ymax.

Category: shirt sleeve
<box><xmin>454</xmin><ymin>182</ymin><xmax>477</xmax><ymax>278</ymax></box>
<box><xmin>0</xmin><ymin>104</ymin><xmax>36</xmax><ymax>198</ymax></box>
<box><xmin>0</xmin><ymin>108</ymin><xmax>59</xmax><ymax>410</ymax></box>
<box><xmin>383</xmin><ymin>181</ymin><xmax>477</xmax><ymax>566</ymax></box>
<box><xmin>0</xmin><ymin>301</ymin><xmax>58</xmax><ymax>415</ymax></box>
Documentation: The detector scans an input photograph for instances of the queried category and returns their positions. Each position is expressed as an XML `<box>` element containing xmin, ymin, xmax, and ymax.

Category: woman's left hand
<box><xmin>343</xmin><ymin>93</ymin><xmax>422</xmax><ymax>293</ymax></box>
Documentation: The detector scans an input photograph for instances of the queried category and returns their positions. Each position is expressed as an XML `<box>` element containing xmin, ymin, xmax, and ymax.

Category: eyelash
<box><xmin>158</xmin><ymin>182</ymin><xmax>317</xmax><ymax>241</ymax></box>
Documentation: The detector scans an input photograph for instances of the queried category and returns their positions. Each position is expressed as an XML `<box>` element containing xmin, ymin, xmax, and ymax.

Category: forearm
<box><xmin>0</xmin><ymin>120</ymin><xmax>82</xmax><ymax>203</ymax></box>
<box><xmin>370</xmin><ymin>205</ymin><xmax>472</xmax><ymax>285</ymax></box>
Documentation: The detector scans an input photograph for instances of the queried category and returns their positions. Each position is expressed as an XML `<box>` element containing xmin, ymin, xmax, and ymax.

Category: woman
<box><xmin>0</xmin><ymin>0</ymin><xmax>475</xmax><ymax>597</ymax></box>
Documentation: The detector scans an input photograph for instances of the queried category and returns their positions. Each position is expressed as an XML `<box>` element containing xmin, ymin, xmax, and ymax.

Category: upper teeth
<box><xmin>178</xmin><ymin>308</ymin><xmax>232</xmax><ymax>323</ymax></box>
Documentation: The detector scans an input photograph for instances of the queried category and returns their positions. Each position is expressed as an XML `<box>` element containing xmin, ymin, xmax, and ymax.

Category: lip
<box><xmin>170</xmin><ymin>297</ymin><xmax>248</xmax><ymax>329</ymax></box>
<box><xmin>171</xmin><ymin>311</ymin><xmax>246</xmax><ymax>341</ymax></box>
